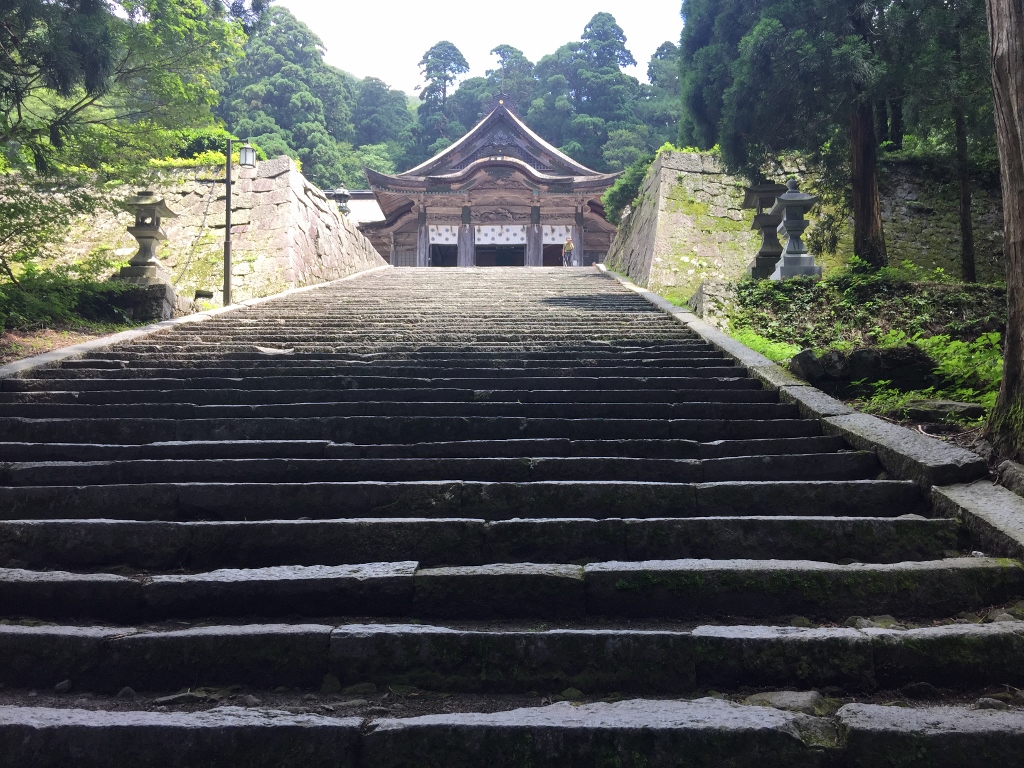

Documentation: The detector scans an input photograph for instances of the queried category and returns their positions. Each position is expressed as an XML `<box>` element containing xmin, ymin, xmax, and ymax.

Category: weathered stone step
<box><xmin>0</xmin><ymin>401</ymin><xmax>799</xmax><ymax>421</ymax></box>
<box><xmin>12</xmin><ymin>698</ymin><xmax>1020</xmax><ymax>768</ymax></box>
<box><xmin>0</xmin><ymin>516</ymin><xmax>957</xmax><ymax>571</ymax></box>
<box><xmin>0</xmin><ymin>452</ymin><xmax>881</xmax><ymax>486</ymax></box>
<box><xmin>66</xmin><ymin>352</ymin><xmax>725</xmax><ymax>369</ymax></box>
<box><xmin>0</xmin><ymin>387</ymin><xmax>779</xmax><ymax>406</ymax></box>
<box><xmin>2</xmin><ymin>620</ymin><xmax>1021</xmax><ymax>695</ymax></box>
<box><xmin>0</xmin><ymin>436</ymin><xmax>847</xmax><ymax>462</ymax></box>
<box><xmin>0</xmin><ymin>480</ymin><xmax>925</xmax><ymax>522</ymax></box>
<box><xmin>1</xmin><ymin>557</ymin><xmax>1017</xmax><ymax>622</ymax></box>
<box><xmin>3</xmin><ymin>374</ymin><xmax>756</xmax><ymax>393</ymax></box>
<box><xmin>0</xmin><ymin>416</ymin><xmax>823</xmax><ymax>445</ymax></box>
<box><xmin>27</xmin><ymin>363</ymin><xmax>739</xmax><ymax>381</ymax></box>
<box><xmin>87</xmin><ymin>343</ymin><xmax>716</xmax><ymax>360</ymax></box>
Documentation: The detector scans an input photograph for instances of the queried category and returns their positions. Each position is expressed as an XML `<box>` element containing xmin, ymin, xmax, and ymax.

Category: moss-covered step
<box><xmin>837</xmin><ymin>703</ymin><xmax>1024</xmax><ymax>768</ymax></box>
<box><xmin>0</xmin><ymin>452</ymin><xmax>881</xmax><ymax>486</ymax></box>
<box><xmin>360</xmin><ymin>698</ymin><xmax>832</xmax><ymax>768</ymax></box>
<box><xmin>0</xmin><ymin>562</ymin><xmax>418</xmax><ymax>621</ymax></box>
<box><xmin>413</xmin><ymin>564</ymin><xmax>586</xmax><ymax>619</ymax></box>
<box><xmin>0</xmin><ymin>706</ymin><xmax>362</xmax><ymax>768</ymax></box>
<box><xmin>584</xmin><ymin>558</ymin><xmax>1024</xmax><ymax>620</ymax></box>
<box><xmin>0</xmin><ymin>416</ymin><xmax>826</xmax><ymax>444</ymax></box>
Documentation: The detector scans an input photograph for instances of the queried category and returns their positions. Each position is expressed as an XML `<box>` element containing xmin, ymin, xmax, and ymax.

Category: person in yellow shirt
<box><xmin>562</xmin><ymin>234</ymin><xmax>575</xmax><ymax>267</ymax></box>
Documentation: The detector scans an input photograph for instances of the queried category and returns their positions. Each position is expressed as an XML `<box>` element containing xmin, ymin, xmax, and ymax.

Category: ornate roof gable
<box><xmin>399</xmin><ymin>104</ymin><xmax>605</xmax><ymax>180</ymax></box>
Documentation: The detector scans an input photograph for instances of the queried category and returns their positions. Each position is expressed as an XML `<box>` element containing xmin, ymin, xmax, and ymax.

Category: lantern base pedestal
<box><xmin>115</xmin><ymin>263</ymin><xmax>172</xmax><ymax>286</ymax></box>
<box><xmin>747</xmin><ymin>255</ymin><xmax>782</xmax><ymax>280</ymax></box>
<box><xmin>770</xmin><ymin>255</ymin><xmax>822</xmax><ymax>281</ymax></box>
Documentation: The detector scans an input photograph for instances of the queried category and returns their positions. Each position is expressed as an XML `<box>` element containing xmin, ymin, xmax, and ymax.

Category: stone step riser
<box><xmin>0</xmin><ymin>480</ymin><xmax>925</xmax><ymax>522</ymax></box>
<box><xmin>2</xmin><ymin>699</ymin><xmax>1021</xmax><ymax>768</ymax></box>
<box><xmin>0</xmin><ymin>417</ymin><xmax>824</xmax><ymax>445</ymax></box>
<box><xmin>0</xmin><ymin>516</ymin><xmax>957</xmax><ymax>571</ymax></box>
<box><xmin>2</xmin><ymin>622</ymin><xmax>1021</xmax><ymax>695</ymax></box>
<box><xmin>0</xmin><ymin>436</ymin><xmax>849</xmax><ymax>462</ymax></box>
<box><xmin>0</xmin><ymin>403</ymin><xmax>800</xmax><ymax>421</ymax></box>
<box><xmin>2</xmin><ymin>376</ymin><xmax>758</xmax><ymax>393</ymax></box>
<box><xmin>25</xmin><ymin>364</ymin><xmax>742</xmax><ymax>381</ymax></box>
<box><xmin>0</xmin><ymin>389</ymin><xmax>780</xmax><ymax>406</ymax></box>
<box><xmin>0</xmin><ymin>453</ymin><xmax>881</xmax><ymax>486</ymax></box>
<box><xmin>0</xmin><ymin>558</ymin><xmax>1017</xmax><ymax>623</ymax></box>
<box><xmin>63</xmin><ymin>354</ymin><xmax>725</xmax><ymax>369</ymax></box>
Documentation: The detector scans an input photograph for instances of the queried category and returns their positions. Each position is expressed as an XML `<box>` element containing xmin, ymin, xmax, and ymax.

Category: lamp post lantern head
<box><xmin>239</xmin><ymin>142</ymin><xmax>257</xmax><ymax>169</ymax></box>
<box><xmin>331</xmin><ymin>186</ymin><xmax>351</xmax><ymax>216</ymax></box>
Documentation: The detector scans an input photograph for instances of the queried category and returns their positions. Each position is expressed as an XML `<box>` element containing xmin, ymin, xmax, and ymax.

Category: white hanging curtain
<box><xmin>475</xmin><ymin>225</ymin><xmax>527</xmax><ymax>245</ymax></box>
<box><xmin>542</xmin><ymin>225</ymin><xmax>570</xmax><ymax>244</ymax></box>
<box><xmin>428</xmin><ymin>225</ymin><xmax>459</xmax><ymax>245</ymax></box>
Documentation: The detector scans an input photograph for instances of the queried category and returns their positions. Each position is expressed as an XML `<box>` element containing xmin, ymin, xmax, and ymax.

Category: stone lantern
<box><xmin>742</xmin><ymin>182</ymin><xmax>787</xmax><ymax>279</ymax></box>
<box><xmin>117</xmin><ymin>191</ymin><xmax>179</xmax><ymax>285</ymax></box>
<box><xmin>769</xmin><ymin>179</ymin><xmax>822</xmax><ymax>280</ymax></box>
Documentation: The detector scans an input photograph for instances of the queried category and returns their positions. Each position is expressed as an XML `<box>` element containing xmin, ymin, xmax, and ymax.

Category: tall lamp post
<box><xmin>223</xmin><ymin>138</ymin><xmax>258</xmax><ymax>306</ymax></box>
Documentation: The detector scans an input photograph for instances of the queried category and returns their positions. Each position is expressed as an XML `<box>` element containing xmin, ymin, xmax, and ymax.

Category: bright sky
<box><xmin>276</xmin><ymin>0</ymin><xmax>684</xmax><ymax>95</ymax></box>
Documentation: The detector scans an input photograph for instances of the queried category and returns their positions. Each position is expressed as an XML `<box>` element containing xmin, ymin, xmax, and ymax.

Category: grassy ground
<box><xmin>0</xmin><ymin>326</ymin><xmax>125</xmax><ymax>366</ymax></box>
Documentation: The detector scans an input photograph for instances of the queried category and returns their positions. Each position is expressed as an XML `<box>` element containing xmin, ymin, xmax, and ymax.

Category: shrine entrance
<box><xmin>361</xmin><ymin>103</ymin><xmax>619</xmax><ymax>267</ymax></box>
<box><xmin>475</xmin><ymin>245</ymin><xmax>525</xmax><ymax>267</ymax></box>
<box><xmin>429</xmin><ymin>244</ymin><xmax>458</xmax><ymax>267</ymax></box>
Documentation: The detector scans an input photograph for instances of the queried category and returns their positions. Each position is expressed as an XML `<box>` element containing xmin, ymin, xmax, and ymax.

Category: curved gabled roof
<box><xmin>399</xmin><ymin>103</ymin><xmax>606</xmax><ymax>179</ymax></box>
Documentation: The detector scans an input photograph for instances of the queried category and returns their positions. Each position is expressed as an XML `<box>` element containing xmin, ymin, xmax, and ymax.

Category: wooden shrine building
<box><xmin>360</xmin><ymin>102</ymin><xmax>620</xmax><ymax>267</ymax></box>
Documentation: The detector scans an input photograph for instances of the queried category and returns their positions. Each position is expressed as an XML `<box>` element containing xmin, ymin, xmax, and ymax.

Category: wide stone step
<box><xmin>0</xmin><ymin>452</ymin><xmax>881</xmax><ymax>485</ymax></box>
<box><xmin>0</xmin><ymin>401</ymin><xmax>800</xmax><ymax>421</ymax></box>
<box><xmin>2</xmin><ymin>375</ymin><xmax>756</xmax><ymax>393</ymax></box>
<box><xmin>0</xmin><ymin>515</ymin><xmax>956</xmax><ymax>570</ymax></box>
<box><xmin>0</xmin><ymin>436</ymin><xmax>848</xmax><ymax>462</ymax></box>
<box><xmin>64</xmin><ymin>352</ymin><xmax>725</xmax><ymax>369</ymax></box>
<box><xmin>1</xmin><ymin>620</ymin><xmax>1021</xmax><ymax>695</ymax></box>
<box><xmin>0</xmin><ymin>387</ymin><xmax>779</xmax><ymax>406</ymax></box>
<box><xmin>85</xmin><ymin>345</ymin><xmax>717</xmax><ymax>361</ymax></box>
<box><xmin>25</xmin><ymin>363</ymin><xmax>740</xmax><ymax>380</ymax></box>
<box><xmin>2</xmin><ymin>557</ymin><xmax>1016</xmax><ymax>623</ymax></box>
<box><xmin>0</xmin><ymin>416</ymin><xmax>824</xmax><ymax>444</ymax></box>
<box><xmin>0</xmin><ymin>480</ymin><xmax>925</xmax><ymax>521</ymax></box>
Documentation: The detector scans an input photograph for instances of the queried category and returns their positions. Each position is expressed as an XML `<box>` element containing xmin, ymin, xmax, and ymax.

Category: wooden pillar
<box><xmin>526</xmin><ymin>206</ymin><xmax>542</xmax><ymax>266</ymax></box>
<box><xmin>458</xmin><ymin>206</ymin><xmax>474</xmax><ymax>267</ymax></box>
<box><xmin>416</xmin><ymin>209</ymin><xmax>429</xmax><ymax>267</ymax></box>
<box><xmin>388</xmin><ymin>233</ymin><xmax>396</xmax><ymax>265</ymax></box>
<box><xmin>572</xmin><ymin>210</ymin><xmax>585</xmax><ymax>267</ymax></box>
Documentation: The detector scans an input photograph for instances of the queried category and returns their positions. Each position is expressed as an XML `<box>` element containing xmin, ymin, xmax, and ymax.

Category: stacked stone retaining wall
<box><xmin>62</xmin><ymin>156</ymin><xmax>386</xmax><ymax>306</ymax></box>
<box><xmin>606</xmin><ymin>152</ymin><xmax>1005</xmax><ymax>303</ymax></box>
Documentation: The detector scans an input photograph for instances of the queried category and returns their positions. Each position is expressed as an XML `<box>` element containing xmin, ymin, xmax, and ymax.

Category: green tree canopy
<box><xmin>2</xmin><ymin>0</ymin><xmax>248</xmax><ymax>173</ymax></box>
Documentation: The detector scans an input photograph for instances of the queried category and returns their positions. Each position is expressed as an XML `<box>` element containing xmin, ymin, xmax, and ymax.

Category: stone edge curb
<box><xmin>932</xmin><ymin>481</ymin><xmax>1024</xmax><ymax>559</ymax></box>
<box><xmin>595</xmin><ymin>265</ymin><xmax>987</xmax><ymax>489</ymax></box>
<box><xmin>0</xmin><ymin>265</ymin><xmax>392</xmax><ymax>381</ymax></box>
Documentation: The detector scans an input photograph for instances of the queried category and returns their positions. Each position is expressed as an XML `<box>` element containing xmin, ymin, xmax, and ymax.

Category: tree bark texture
<box><xmin>850</xmin><ymin>101</ymin><xmax>888</xmax><ymax>269</ymax></box>
<box><xmin>984</xmin><ymin>0</ymin><xmax>1024</xmax><ymax>460</ymax></box>
<box><xmin>953</xmin><ymin>95</ymin><xmax>977</xmax><ymax>282</ymax></box>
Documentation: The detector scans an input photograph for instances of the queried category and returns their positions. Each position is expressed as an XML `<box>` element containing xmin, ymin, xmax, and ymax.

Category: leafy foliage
<box><xmin>601</xmin><ymin>152</ymin><xmax>656</xmax><ymax>225</ymax></box>
<box><xmin>0</xmin><ymin>174</ymin><xmax>99</xmax><ymax>284</ymax></box>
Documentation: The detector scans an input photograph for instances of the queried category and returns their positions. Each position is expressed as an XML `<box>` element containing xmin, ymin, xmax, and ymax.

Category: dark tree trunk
<box><xmin>875</xmin><ymin>100</ymin><xmax>889</xmax><ymax>146</ymax></box>
<box><xmin>953</xmin><ymin>95</ymin><xmax>977</xmax><ymax>283</ymax></box>
<box><xmin>984</xmin><ymin>0</ymin><xmax>1024</xmax><ymax>460</ymax></box>
<box><xmin>889</xmin><ymin>98</ymin><xmax>905</xmax><ymax>150</ymax></box>
<box><xmin>850</xmin><ymin>101</ymin><xmax>888</xmax><ymax>269</ymax></box>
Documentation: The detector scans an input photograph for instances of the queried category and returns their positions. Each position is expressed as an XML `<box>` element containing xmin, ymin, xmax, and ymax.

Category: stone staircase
<box><xmin>0</xmin><ymin>267</ymin><xmax>1022</xmax><ymax>766</ymax></box>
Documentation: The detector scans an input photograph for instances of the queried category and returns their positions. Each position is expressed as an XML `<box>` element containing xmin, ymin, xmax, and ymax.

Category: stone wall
<box><xmin>605</xmin><ymin>152</ymin><xmax>1006</xmax><ymax>304</ymax></box>
<box><xmin>604</xmin><ymin>152</ymin><xmax>760</xmax><ymax>305</ymax></box>
<box><xmin>62</xmin><ymin>156</ymin><xmax>386</xmax><ymax>306</ymax></box>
